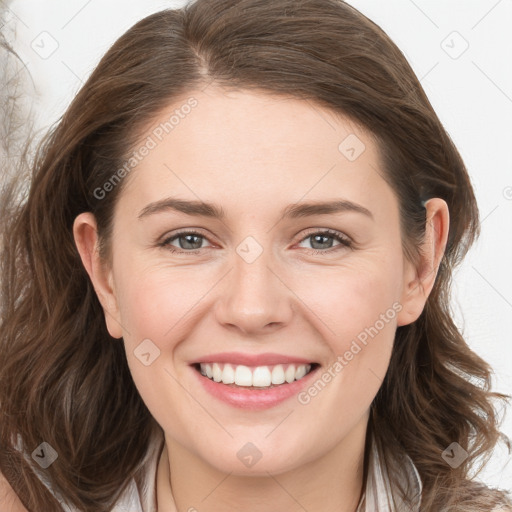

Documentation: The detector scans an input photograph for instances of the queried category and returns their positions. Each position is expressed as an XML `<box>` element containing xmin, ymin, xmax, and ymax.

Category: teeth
<box><xmin>285</xmin><ymin>365</ymin><xmax>296</xmax><ymax>383</ymax></box>
<box><xmin>295</xmin><ymin>365</ymin><xmax>307</xmax><ymax>380</ymax></box>
<box><xmin>222</xmin><ymin>363</ymin><xmax>235</xmax><ymax>384</ymax></box>
<box><xmin>271</xmin><ymin>364</ymin><xmax>285</xmax><ymax>385</ymax></box>
<box><xmin>212</xmin><ymin>363</ymin><xmax>222</xmax><ymax>382</ymax></box>
<box><xmin>234</xmin><ymin>365</ymin><xmax>253</xmax><ymax>386</ymax></box>
<box><xmin>199</xmin><ymin>363</ymin><xmax>313</xmax><ymax>387</ymax></box>
<box><xmin>252</xmin><ymin>366</ymin><xmax>272</xmax><ymax>387</ymax></box>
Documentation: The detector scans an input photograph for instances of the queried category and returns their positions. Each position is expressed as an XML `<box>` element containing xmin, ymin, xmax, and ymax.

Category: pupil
<box><xmin>311</xmin><ymin>234</ymin><xmax>332</xmax><ymax>250</ymax></box>
<box><xmin>181</xmin><ymin>234</ymin><xmax>202</xmax><ymax>249</ymax></box>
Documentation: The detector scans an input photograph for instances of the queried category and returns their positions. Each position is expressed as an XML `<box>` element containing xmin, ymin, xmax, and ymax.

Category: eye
<box><xmin>159</xmin><ymin>230</ymin><xmax>211</xmax><ymax>253</ymax></box>
<box><xmin>296</xmin><ymin>229</ymin><xmax>352</xmax><ymax>252</ymax></box>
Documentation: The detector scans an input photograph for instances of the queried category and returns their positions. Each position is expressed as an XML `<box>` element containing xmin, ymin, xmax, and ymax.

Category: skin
<box><xmin>74</xmin><ymin>86</ymin><xmax>449</xmax><ymax>512</ymax></box>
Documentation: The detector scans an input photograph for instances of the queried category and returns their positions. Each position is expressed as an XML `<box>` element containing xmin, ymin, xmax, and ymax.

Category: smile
<box><xmin>196</xmin><ymin>362</ymin><xmax>317</xmax><ymax>388</ymax></box>
<box><xmin>190</xmin><ymin>352</ymin><xmax>321</xmax><ymax>409</ymax></box>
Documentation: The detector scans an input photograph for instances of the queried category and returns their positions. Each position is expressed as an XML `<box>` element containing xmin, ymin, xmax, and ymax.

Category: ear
<box><xmin>397</xmin><ymin>198</ymin><xmax>450</xmax><ymax>327</ymax></box>
<box><xmin>73</xmin><ymin>212</ymin><xmax>124</xmax><ymax>339</ymax></box>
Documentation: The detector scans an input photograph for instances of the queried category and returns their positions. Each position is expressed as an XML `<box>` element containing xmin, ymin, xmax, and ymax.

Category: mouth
<box><xmin>192</xmin><ymin>362</ymin><xmax>320</xmax><ymax>389</ymax></box>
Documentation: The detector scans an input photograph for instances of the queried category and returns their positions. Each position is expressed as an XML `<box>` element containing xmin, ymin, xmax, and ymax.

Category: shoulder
<box><xmin>0</xmin><ymin>471</ymin><xmax>29</xmax><ymax>512</ymax></box>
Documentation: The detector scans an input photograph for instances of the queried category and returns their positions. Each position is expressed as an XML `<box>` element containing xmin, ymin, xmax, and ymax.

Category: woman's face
<box><xmin>80</xmin><ymin>86</ymin><xmax>430</xmax><ymax>475</ymax></box>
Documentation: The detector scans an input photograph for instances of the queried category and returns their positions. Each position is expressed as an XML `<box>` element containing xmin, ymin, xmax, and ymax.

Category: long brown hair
<box><xmin>1</xmin><ymin>1</ymin><xmax>510</xmax><ymax>510</ymax></box>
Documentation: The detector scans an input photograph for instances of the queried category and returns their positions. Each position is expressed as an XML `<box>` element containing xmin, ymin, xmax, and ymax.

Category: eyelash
<box><xmin>158</xmin><ymin>228</ymin><xmax>353</xmax><ymax>255</ymax></box>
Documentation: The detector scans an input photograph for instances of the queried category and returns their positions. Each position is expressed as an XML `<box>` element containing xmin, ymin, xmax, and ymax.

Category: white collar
<box><xmin>356</xmin><ymin>432</ymin><xmax>422</xmax><ymax>512</ymax></box>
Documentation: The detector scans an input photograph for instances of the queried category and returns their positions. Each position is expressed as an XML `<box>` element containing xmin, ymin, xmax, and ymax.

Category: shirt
<box><xmin>25</xmin><ymin>427</ymin><xmax>423</xmax><ymax>511</ymax></box>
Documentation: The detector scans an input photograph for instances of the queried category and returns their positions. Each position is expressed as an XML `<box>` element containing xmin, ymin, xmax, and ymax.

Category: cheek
<box><xmin>293</xmin><ymin>266</ymin><xmax>400</xmax><ymax>428</ymax></box>
<box><xmin>334</xmin><ymin>272</ymin><xmax>400</xmax><ymax>357</ymax></box>
<box><xmin>290</xmin><ymin>254</ymin><xmax>403</xmax><ymax>410</ymax></box>
<box><xmin>113</xmin><ymin>259</ymin><xmax>204</xmax><ymax>344</ymax></box>
<box><xmin>112</xmin><ymin>265</ymin><xmax>207</xmax><ymax>435</ymax></box>
<box><xmin>292</xmin><ymin>256</ymin><xmax>403</xmax><ymax>351</ymax></box>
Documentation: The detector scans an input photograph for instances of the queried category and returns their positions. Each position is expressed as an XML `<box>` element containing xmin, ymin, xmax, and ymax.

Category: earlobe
<box><xmin>397</xmin><ymin>198</ymin><xmax>450</xmax><ymax>327</ymax></box>
<box><xmin>72</xmin><ymin>213</ymin><xmax>124</xmax><ymax>339</ymax></box>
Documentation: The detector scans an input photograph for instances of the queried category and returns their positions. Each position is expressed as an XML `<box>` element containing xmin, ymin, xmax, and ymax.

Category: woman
<box><xmin>0</xmin><ymin>0</ymin><xmax>510</xmax><ymax>511</ymax></box>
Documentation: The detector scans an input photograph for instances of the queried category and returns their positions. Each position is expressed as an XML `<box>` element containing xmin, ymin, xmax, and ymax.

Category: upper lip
<box><xmin>191</xmin><ymin>352</ymin><xmax>316</xmax><ymax>367</ymax></box>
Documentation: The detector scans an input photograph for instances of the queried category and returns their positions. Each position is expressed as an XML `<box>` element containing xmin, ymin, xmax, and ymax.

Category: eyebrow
<box><xmin>137</xmin><ymin>197</ymin><xmax>373</xmax><ymax>221</ymax></box>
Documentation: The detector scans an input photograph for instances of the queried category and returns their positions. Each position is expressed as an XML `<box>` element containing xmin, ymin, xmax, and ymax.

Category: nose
<box><xmin>214</xmin><ymin>246</ymin><xmax>293</xmax><ymax>336</ymax></box>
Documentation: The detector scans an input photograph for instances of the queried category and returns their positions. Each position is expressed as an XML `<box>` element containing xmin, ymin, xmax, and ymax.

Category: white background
<box><xmin>2</xmin><ymin>0</ymin><xmax>511</xmax><ymax>492</ymax></box>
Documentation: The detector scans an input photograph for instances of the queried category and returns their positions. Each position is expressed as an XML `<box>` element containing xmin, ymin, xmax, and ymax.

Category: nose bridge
<box><xmin>215</xmin><ymin>234</ymin><xmax>291</xmax><ymax>333</ymax></box>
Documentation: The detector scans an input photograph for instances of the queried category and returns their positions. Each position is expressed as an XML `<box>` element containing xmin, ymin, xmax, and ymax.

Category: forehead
<box><xmin>118</xmin><ymin>86</ymin><xmax>396</xmax><ymax>220</ymax></box>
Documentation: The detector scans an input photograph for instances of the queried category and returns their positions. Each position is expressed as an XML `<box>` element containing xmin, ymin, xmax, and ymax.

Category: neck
<box><xmin>158</xmin><ymin>416</ymin><xmax>368</xmax><ymax>512</ymax></box>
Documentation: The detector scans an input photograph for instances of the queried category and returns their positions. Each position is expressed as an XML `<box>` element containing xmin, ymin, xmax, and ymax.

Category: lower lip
<box><xmin>192</xmin><ymin>365</ymin><xmax>320</xmax><ymax>410</ymax></box>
